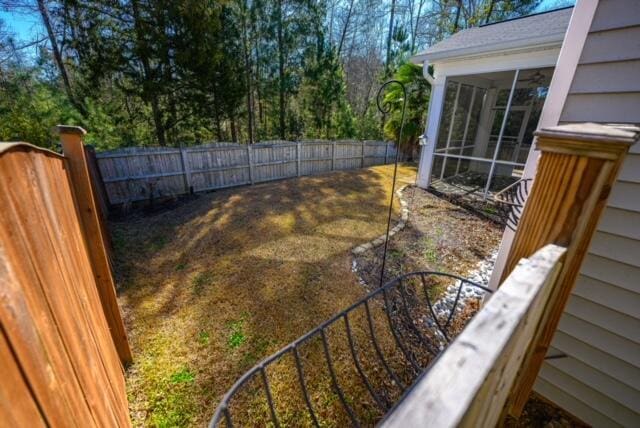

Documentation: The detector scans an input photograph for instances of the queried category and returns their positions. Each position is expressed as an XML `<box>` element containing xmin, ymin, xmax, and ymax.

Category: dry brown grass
<box><xmin>113</xmin><ymin>164</ymin><xmax>417</xmax><ymax>426</ymax></box>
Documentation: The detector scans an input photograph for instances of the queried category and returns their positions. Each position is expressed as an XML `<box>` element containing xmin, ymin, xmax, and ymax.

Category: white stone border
<box><xmin>352</xmin><ymin>184</ymin><xmax>410</xmax><ymax>255</ymax></box>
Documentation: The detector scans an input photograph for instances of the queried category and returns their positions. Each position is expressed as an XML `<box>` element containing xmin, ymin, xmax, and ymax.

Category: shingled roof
<box><xmin>412</xmin><ymin>7</ymin><xmax>573</xmax><ymax>63</ymax></box>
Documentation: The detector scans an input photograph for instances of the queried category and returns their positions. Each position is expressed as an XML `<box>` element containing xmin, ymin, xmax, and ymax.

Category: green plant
<box><xmin>175</xmin><ymin>262</ymin><xmax>187</xmax><ymax>271</ymax></box>
<box><xmin>148</xmin><ymin>234</ymin><xmax>168</xmax><ymax>252</ymax></box>
<box><xmin>241</xmin><ymin>336</ymin><xmax>272</xmax><ymax>366</ymax></box>
<box><xmin>227</xmin><ymin>314</ymin><xmax>250</xmax><ymax>349</ymax></box>
<box><xmin>191</xmin><ymin>270</ymin><xmax>213</xmax><ymax>294</ymax></box>
<box><xmin>422</xmin><ymin>237</ymin><xmax>438</xmax><ymax>264</ymax></box>
<box><xmin>483</xmin><ymin>205</ymin><xmax>498</xmax><ymax>215</ymax></box>
<box><xmin>198</xmin><ymin>331</ymin><xmax>210</xmax><ymax>346</ymax></box>
<box><xmin>170</xmin><ymin>367</ymin><xmax>195</xmax><ymax>384</ymax></box>
<box><xmin>389</xmin><ymin>248</ymin><xmax>405</xmax><ymax>259</ymax></box>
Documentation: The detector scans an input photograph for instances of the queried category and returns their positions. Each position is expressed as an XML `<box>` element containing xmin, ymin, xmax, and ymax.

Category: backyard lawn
<box><xmin>114</xmin><ymin>164</ymin><xmax>418</xmax><ymax>426</ymax></box>
<box><xmin>112</xmin><ymin>163</ymin><xmax>577</xmax><ymax>427</ymax></box>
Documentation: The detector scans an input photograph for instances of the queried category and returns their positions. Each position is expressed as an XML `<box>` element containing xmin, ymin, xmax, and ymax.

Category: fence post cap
<box><xmin>535</xmin><ymin>123</ymin><xmax>640</xmax><ymax>145</ymax></box>
<box><xmin>55</xmin><ymin>125</ymin><xmax>87</xmax><ymax>136</ymax></box>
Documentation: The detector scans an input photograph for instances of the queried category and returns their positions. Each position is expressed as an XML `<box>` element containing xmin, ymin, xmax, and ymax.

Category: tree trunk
<box><xmin>337</xmin><ymin>0</ymin><xmax>354</xmax><ymax>57</ymax></box>
<box><xmin>230</xmin><ymin>112</ymin><xmax>238</xmax><ymax>142</ymax></box>
<box><xmin>241</xmin><ymin>0</ymin><xmax>255</xmax><ymax>144</ymax></box>
<box><xmin>385</xmin><ymin>0</ymin><xmax>396</xmax><ymax>76</ymax></box>
<box><xmin>37</xmin><ymin>0</ymin><xmax>87</xmax><ymax>117</ymax></box>
<box><xmin>410</xmin><ymin>0</ymin><xmax>425</xmax><ymax>54</ymax></box>
<box><xmin>214</xmin><ymin>107</ymin><xmax>223</xmax><ymax>141</ymax></box>
<box><xmin>276</xmin><ymin>0</ymin><xmax>286</xmax><ymax>139</ymax></box>
<box><xmin>485</xmin><ymin>0</ymin><xmax>495</xmax><ymax>24</ymax></box>
<box><xmin>130</xmin><ymin>0</ymin><xmax>166</xmax><ymax>146</ymax></box>
<box><xmin>453</xmin><ymin>0</ymin><xmax>462</xmax><ymax>32</ymax></box>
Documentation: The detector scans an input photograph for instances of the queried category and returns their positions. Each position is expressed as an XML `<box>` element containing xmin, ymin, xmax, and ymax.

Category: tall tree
<box><xmin>36</xmin><ymin>0</ymin><xmax>86</xmax><ymax>116</ymax></box>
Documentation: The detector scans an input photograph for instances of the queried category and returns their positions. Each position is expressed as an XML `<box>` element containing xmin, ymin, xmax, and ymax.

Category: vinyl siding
<box><xmin>535</xmin><ymin>1</ymin><xmax>640</xmax><ymax>426</ymax></box>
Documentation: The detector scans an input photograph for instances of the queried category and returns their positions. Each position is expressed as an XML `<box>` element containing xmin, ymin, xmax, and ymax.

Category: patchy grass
<box><xmin>355</xmin><ymin>186</ymin><xmax>503</xmax><ymax>290</ymax></box>
<box><xmin>191</xmin><ymin>270</ymin><xmax>214</xmax><ymax>295</ymax></box>
<box><xmin>114</xmin><ymin>164</ymin><xmax>416</xmax><ymax>426</ymax></box>
<box><xmin>171</xmin><ymin>367</ymin><xmax>196</xmax><ymax>384</ymax></box>
<box><xmin>226</xmin><ymin>314</ymin><xmax>248</xmax><ymax>349</ymax></box>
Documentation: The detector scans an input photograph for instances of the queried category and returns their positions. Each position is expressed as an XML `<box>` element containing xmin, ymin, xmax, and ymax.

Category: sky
<box><xmin>1</xmin><ymin>8</ymin><xmax>42</xmax><ymax>40</ymax></box>
<box><xmin>1</xmin><ymin>0</ymin><xmax>575</xmax><ymax>47</ymax></box>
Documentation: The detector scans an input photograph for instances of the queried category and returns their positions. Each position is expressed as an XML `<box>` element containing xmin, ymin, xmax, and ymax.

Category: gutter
<box><xmin>410</xmin><ymin>32</ymin><xmax>566</xmax><ymax>64</ymax></box>
<box><xmin>422</xmin><ymin>60</ymin><xmax>435</xmax><ymax>86</ymax></box>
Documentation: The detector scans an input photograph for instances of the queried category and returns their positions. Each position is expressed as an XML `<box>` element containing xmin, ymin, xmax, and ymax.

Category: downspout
<box><xmin>416</xmin><ymin>59</ymin><xmax>439</xmax><ymax>188</ymax></box>
<box><xmin>420</xmin><ymin>60</ymin><xmax>435</xmax><ymax>144</ymax></box>
<box><xmin>422</xmin><ymin>60</ymin><xmax>435</xmax><ymax>86</ymax></box>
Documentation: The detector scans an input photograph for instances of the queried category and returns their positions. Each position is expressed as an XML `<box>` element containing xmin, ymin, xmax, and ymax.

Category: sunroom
<box><xmin>413</xmin><ymin>7</ymin><xmax>573</xmax><ymax>200</ymax></box>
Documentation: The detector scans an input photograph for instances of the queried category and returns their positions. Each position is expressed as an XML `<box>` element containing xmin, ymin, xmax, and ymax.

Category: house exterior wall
<box><xmin>531</xmin><ymin>1</ymin><xmax>640</xmax><ymax>426</ymax></box>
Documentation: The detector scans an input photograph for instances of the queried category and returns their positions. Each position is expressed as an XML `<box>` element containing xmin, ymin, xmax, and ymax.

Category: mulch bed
<box><xmin>353</xmin><ymin>186</ymin><xmax>503</xmax><ymax>291</ymax></box>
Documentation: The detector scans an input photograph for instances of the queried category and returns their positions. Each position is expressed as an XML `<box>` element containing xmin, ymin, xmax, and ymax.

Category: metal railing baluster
<box><xmin>363</xmin><ymin>300</ymin><xmax>405</xmax><ymax>389</ymax></box>
<box><xmin>209</xmin><ymin>271</ymin><xmax>492</xmax><ymax>427</ymax></box>
<box><xmin>343</xmin><ymin>313</ymin><xmax>387</xmax><ymax>411</ymax></box>
<box><xmin>320</xmin><ymin>328</ymin><xmax>359</xmax><ymax>426</ymax></box>
<box><xmin>381</xmin><ymin>287</ymin><xmax>421</xmax><ymax>372</ymax></box>
<box><xmin>260</xmin><ymin>367</ymin><xmax>280</xmax><ymax>427</ymax></box>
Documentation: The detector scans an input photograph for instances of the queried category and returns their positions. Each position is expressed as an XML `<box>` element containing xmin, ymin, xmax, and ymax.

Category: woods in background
<box><xmin>0</xmin><ymin>0</ymin><xmax>548</xmax><ymax>150</ymax></box>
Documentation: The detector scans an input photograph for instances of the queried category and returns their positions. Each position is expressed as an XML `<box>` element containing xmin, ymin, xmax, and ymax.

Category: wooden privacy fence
<box><xmin>0</xmin><ymin>127</ymin><xmax>131</xmax><ymax>426</ymax></box>
<box><xmin>96</xmin><ymin>140</ymin><xmax>398</xmax><ymax>205</ymax></box>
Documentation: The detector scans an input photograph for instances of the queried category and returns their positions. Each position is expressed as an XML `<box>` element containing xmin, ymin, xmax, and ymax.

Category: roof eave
<box><xmin>410</xmin><ymin>32</ymin><xmax>566</xmax><ymax>65</ymax></box>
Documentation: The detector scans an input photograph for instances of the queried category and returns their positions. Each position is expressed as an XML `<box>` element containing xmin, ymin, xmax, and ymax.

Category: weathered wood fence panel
<box><xmin>96</xmin><ymin>140</ymin><xmax>397</xmax><ymax>205</ymax></box>
<box><xmin>381</xmin><ymin>245</ymin><xmax>567</xmax><ymax>428</ymax></box>
<box><xmin>0</xmin><ymin>139</ymin><xmax>131</xmax><ymax>426</ymax></box>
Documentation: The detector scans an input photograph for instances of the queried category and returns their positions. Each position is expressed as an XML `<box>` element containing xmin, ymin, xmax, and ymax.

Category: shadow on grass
<box><xmin>111</xmin><ymin>164</ymin><xmax>417</xmax><ymax>426</ymax></box>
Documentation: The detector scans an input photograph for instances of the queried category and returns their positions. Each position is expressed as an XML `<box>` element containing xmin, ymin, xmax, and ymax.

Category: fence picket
<box><xmin>96</xmin><ymin>141</ymin><xmax>397</xmax><ymax>205</ymax></box>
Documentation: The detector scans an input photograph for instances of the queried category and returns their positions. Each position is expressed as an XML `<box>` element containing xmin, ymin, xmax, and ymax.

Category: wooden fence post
<box><xmin>57</xmin><ymin>125</ymin><xmax>132</xmax><ymax>365</ymax></box>
<box><xmin>84</xmin><ymin>144</ymin><xmax>113</xmax><ymax>263</ymax></box>
<box><xmin>361</xmin><ymin>141</ymin><xmax>365</xmax><ymax>167</ymax></box>
<box><xmin>247</xmin><ymin>144</ymin><xmax>255</xmax><ymax>184</ymax></box>
<box><xmin>179</xmin><ymin>146</ymin><xmax>192</xmax><ymax>193</ymax></box>
<box><xmin>500</xmin><ymin>123</ymin><xmax>638</xmax><ymax>418</ymax></box>
<box><xmin>297</xmin><ymin>142</ymin><xmax>301</xmax><ymax>177</ymax></box>
<box><xmin>331</xmin><ymin>141</ymin><xmax>336</xmax><ymax>171</ymax></box>
<box><xmin>384</xmin><ymin>142</ymin><xmax>389</xmax><ymax>164</ymax></box>
<box><xmin>84</xmin><ymin>145</ymin><xmax>110</xmax><ymax>217</ymax></box>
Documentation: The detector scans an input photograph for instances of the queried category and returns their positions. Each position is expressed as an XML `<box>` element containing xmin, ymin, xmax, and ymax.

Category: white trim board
<box><xmin>433</xmin><ymin>45</ymin><xmax>562</xmax><ymax>79</ymax></box>
<box><xmin>488</xmin><ymin>2</ymin><xmax>597</xmax><ymax>290</ymax></box>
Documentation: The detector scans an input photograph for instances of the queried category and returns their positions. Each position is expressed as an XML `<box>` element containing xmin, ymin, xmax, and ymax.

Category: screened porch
<box><xmin>429</xmin><ymin>67</ymin><xmax>554</xmax><ymax>200</ymax></box>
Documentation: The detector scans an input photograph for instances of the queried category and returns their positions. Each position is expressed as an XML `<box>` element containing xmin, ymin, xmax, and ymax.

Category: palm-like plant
<box><xmin>383</xmin><ymin>62</ymin><xmax>430</xmax><ymax>160</ymax></box>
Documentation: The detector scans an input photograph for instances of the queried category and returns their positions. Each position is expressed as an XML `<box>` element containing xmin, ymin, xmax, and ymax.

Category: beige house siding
<box><xmin>533</xmin><ymin>1</ymin><xmax>640</xmax><ymax>426</ymax></box>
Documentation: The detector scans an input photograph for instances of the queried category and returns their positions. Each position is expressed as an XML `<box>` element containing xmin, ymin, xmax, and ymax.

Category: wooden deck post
<box><xmin>58</xmin><ymin>125</ymin><xmax>132</xmax><ymax>365</ymax></box>
<box><xmin>500</xmin><ymin>123</ymin><xmax>638</xmax><ymax>417</ymax></box>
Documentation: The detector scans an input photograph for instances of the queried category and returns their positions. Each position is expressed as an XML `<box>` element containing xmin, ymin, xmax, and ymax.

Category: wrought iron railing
<box><xmin>210</xmin><ymin>272</ymin><xmax>491</xmax><ymax>427</ymax></box>
<box><xmin>493</xmin><ymin>178</ymin><xmax>532</xmax><ymax>231</ymax></box>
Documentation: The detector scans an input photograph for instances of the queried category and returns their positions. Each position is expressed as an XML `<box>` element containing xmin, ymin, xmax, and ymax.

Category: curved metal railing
<box><xmin>493</xmin><ymin>178</ymin><xmax>532</xmax><ymax>231</ymax></box>
<box><xmin>210</xmin><ymin>272</ymin><xmax>492</xmax><ymax>427</ymax></box>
